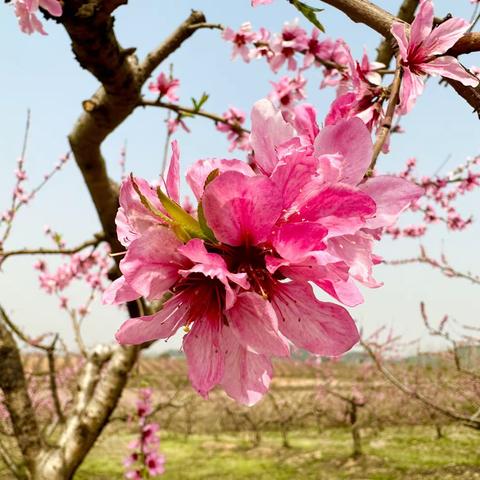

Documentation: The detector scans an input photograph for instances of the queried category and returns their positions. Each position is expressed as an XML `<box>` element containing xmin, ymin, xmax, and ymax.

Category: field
<box><xmin>77</xmin><ymin>425</ymin><xmax>480</xmax><ymax>479</ymax></box>
<box><xmin>1</xmin><ymin>355</ymin><xmax>479</xmax><ymax>479</ymax></box>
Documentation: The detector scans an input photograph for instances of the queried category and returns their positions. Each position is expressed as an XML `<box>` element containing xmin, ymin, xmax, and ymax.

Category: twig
<box><xmin>368</xmin><ymin>56</ymin><xmax>402</xmax><ymax>175</ymax></box>
<box><xmin>0</xmin><ymin>233</ymin><xmax>105</xmax><ymax>265</ymax></box>
<box><xmin>46</xmin><ymin>335</ymin><xmax>66</xmax><ymax>424</ymax></box>
<box><xmin>139</xmin><ymin>100</ymin><xmax>250</xmax><ymax>135</ymax></box>
<box><xmin>361</xmin><ymin>339</ymin><xmax>480</xmax><ymax>430</ymax></box>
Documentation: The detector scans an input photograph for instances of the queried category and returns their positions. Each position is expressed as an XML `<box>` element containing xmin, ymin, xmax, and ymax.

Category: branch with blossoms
<box><xmin>387</xmin><ymin>246</ymin><xmax>480</xmax><ymax>285</ymax></box>
<box><xmin>386</xmin><ymin>155</ymin><xmax>480</xmax><ymax>238</ymax></box>
<box><xmin>123</xmin><ymin>389</ymin><xmax>165</xmax><ymax>479</ymax></box>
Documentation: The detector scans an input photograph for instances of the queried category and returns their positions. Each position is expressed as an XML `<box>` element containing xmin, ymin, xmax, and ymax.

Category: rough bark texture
<box><xmin>0</xmin><ymin>313</ymin><xmax>41</xmax><ymax>475</ymax></box>
<box><xmin>0</xmin><ymin>3</ymin><xmax>211</xmax><ymax>479</ymax></box>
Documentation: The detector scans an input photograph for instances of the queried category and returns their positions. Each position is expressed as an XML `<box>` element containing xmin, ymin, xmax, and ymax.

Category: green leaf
<box><xmin>130</xmin><ymin>174</ymin><xmax>171</xmax><ymax>224</ymax></box>
<box><xmin>197</xmin><ymin>201</ymin><xmax>217</xmax><ymax>242</ymax></box>
<box><xmin>156</xmin><ymin>187</ymin><xmax>206</xmax><ymax>240</ymax></box>
<box><xmin>191</xmin><ymin>92</ymin><xmax>210</xmax><ymax>112</ymax></box>
<box><xmin>289</xmin><ymin>0</ymin><xmax>325</xmax><ymax>32</ymax></box>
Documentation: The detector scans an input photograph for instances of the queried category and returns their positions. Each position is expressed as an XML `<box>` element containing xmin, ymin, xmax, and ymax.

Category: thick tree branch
<box><xmin>0</xmin><ymin>306</ymin><xmax>41</xmax><ymax>473</ymax></box>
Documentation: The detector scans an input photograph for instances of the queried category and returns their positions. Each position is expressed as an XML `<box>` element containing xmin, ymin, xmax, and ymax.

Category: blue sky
<box><xmin>0</xmin><ymin>0</ymin><xmax>479</xmax><ymax>353</ymax></box>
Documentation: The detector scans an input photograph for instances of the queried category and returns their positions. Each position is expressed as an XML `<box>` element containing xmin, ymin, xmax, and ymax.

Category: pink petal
<box><xmin>314</xmin><ymin>118</ymin><xmax>373</xmax><ymax>185</ymax></box>
<box><xmin>315</xmin><ymin>276</ymin><xmax>364</xmax><ymax>307</ymax></box>
<box><xmin>421</xmin><ymin>56</ymin><xmax>479</xmax><ymax>87</ymax></box>
<box><xmin>226</xmin><ymin>292</ymin><xmax>290</xmax><ymax>357</ymax></box>
<box><xmin>102</xmin><ymin>276</ymin><xmax>139</xmax><ymax>305</ymax></box>
<box><xmin>250</xmin><ymin>99</ymin><xmax>295</xmax><ymax>175</ymax></box>
<box><xmin>183</xmin><ymin>314</ymin><xmax>225</xmax><ymax>398</ymax></box>
<box><xmin>398</xmin><ymin>67</ymin><xmax>425</xmax><ymax>115</ymax></box>
<box><xmin>271</xmin><ymin>281</ymin><xmax>359</xmax><ymax>356</ymax></box>
<box><xmin>390</xmin><ymin>22</ymin><xmax>409</xmax><ymax>60</ymax></box>
<box><xmin>39</xmin><ymin>0</ymin><xmax>62</xmax><ymax>16</ymax></box>
<box><xmin>165</xmin><ymin>140</ymin><xmax>180</xmax><ymax>203</ymax></box>
<box><xmin>272</xmin><ymin>222</ymin><xmax>327</xmax><ymax>263</ymax></box>
<box><xmin>178</xmin><ymin>239</ymin><xmax>249</xmax><ymax>309</ymax></box>
<box><xmin>117</xmin><ymin>176</ymin><xmax>165</xmax><ymax>245</ymax></box>
<box><xmin>410</xmin><ymin>0</ymin><xmax>434</xmax><ymax>47</ymax></box>
<box><xmin>186</xmin><ymin>158</ymin><xmax>254</xmax><ymax>200</ymax></box>
<box><xmin>203</xmin><ymin>171</ymin><xmax>282</xmax><ymax>246</ymax></box>
<box><xmin>422</xmin><ymin>17</ymin><xmax>470</xmax><ymax>56</ymax></box>
<box><xmin>326</xmin><ymin>234</ymin><xmax>382</xmax><ymax>288</ymax></box>
<box><xmin>120</xmin><ymin>227</ymin><xmax>184</xmax><ymax>300</ymax></box>
<box><xmin>288</xmin><ymin>183</ymin><xmax>376</xmax><ymax>236</ymax></box>
<box><xmin>359</xmin><ymin>175</ymin><xmax>423</xmax><ymax>229</ymax></box>
<box><xmin>270</xmin><ymin>147</ymin><xmax>317</xmax><ymax>209</ymax></box>
<box><xmin>116</xmin><ymin>295</ymin><xmax>188</xmax><ymax>344</ymax></box>
<box><xmin>220</xmin><ymin>327</ymin><xmax>273</xmax><ymax>406</ymax></box>
<box><xmin>292</xmin><ymin>103</ymin><xmax>319</xmax><ymax>144</ymax></box>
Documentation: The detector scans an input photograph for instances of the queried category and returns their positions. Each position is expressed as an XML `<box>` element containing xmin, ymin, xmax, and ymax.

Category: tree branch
<box><xmin>0</xmin><ymin>233</ymin><xmax>105</xmax><ymax>265</ymax></box>
<box><xmin>368</xmin><ymin>56</ymin><xmax>402</xmax><ymax>174</ymax></box>
<box><xmin>139</xmin><ymin>100</ymin><xmax>250</xmax><ymax>134</ymax></box>
<box><xmin>0</xmin><ymin>306</ymin><xmax>41</xmax><ymax>473</ymax></box>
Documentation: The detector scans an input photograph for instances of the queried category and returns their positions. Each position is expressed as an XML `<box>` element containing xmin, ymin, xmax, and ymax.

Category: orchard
<box><xmin>0</xmin><ymin>0</ymin><xmax>479</xmax><ymax>478</ymax></box>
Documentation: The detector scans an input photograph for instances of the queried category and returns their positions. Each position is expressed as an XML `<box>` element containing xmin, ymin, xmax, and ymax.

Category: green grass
<box><xmin>75</xmin><ymin>426</ymin><xmax>480</xmax><ymax>479</ymax></box>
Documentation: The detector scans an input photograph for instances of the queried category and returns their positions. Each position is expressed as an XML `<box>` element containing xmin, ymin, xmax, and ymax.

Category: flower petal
<box><xmin>183</xmin><ymin>313</ymin><xmax>225</xmax><ymax>398</ymax></box>
<box><xmin>421</xmin><ymin>56</ymin><xmax>479</xmax><ymax>87</ymax></box>
<box><xmin>410</xmin><ymin>0</ymin><xmax>434</xmax><ymax>47</ymax></box>
<box><xmin>398</xmin><ymin>67</ymin><xmax>425</xmax><ymax>115</ymax></box>
<box><xmin>314</xmin><ymin>118</ymin><xmax>373</xmax><ymax>185</ymax></box>
<box><xmin>165</xmin><ymin>140</ymin><xmax>180</xmax><ymax>203</ymax></box>
<box><xmin>227</xmin><ymin>292</ymin><xmax>290</xmax><ymax>356</ymax></box>
<box><xmin>359</xmin><ymin>175</ymin><xmax>423</xmax><ymax>228</ymax></box>
<box><xmin>220</xmin><ymin>327</ymin><xmax>273</xmax><ymax>406</ymax></box>
<box><xmin>390</xmin><ymin>22</ymin><xmax>409</xmax><ymax>60</ymax></box>
<box><xmin>178</xmin><ymin>239</ymin><xmax>249</xmax><ymax>309</ymax></box>
<box><xmin>250</xmin><ymin>99</ymin><xmax>295</xmax><ymax>175</ymax></box>
<box><xmin>271</xmin><ymin>281</ymin><xmax>359</xmax><ymax>356</ymax></box>
<box><xmin>203</xmin><ymin>171</ymin><xmax>282</xmax><ymax>246</ymax></box>
<box><xmin>272</xmin><ymin>222</ymin><xmax>327</xmax><ymax>263</ymax></box>
<box><xmin>186</xmin><ymin>158</ymin><xmax>254</xmax><ymax>200</ymax></box>
<box><xmin>120</xmin><ymin>227</ymin><xmax>184</xmax><ymax>300</ymax></box>
<box><xmin>116</xmin><ymin>295</ymin><xmax>188</xmax><ymax>344</ymax></box>
<box><xmin>102</xmin><ymin>276</ymin><xmax>139</xmax><ymax>305</ymax></box>
<box><xmin>422</xmin><ymin>17</ymin><xmax>470</xmax><ymax>56</ymax></box>
<box><xmin>288</xmin><ymin>183</ymin><xmax>376</xmax><ymax>236</ymax></box>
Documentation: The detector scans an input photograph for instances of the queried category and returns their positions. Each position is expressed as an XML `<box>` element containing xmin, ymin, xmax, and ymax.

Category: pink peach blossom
<box><xmin>391</xmin><ymin>0</ymin><xmax>478</xmax><ymax>114</ymax></box>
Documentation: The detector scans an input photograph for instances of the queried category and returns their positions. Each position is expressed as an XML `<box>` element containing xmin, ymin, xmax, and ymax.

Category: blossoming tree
<box><xmin>1</xmin><ymin>0</ymin><xmax>479</xmax><ymax>478</ymax></box>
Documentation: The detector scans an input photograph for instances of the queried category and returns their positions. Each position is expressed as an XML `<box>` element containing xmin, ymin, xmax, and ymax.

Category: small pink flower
<box><xmin>148</xmin><ymin>72</ymin><xmax>180</xmax><ymax>102</ymax></box>
<box><xmin>391</xmin><ymin>0</ymin><xmax>479</xmax><ymax>114</ymax></box>
<box><xmin>216</xmin><ymin>107</ymin><xmax>250</xmax><ymax>151</ymax></box>
<box><xmin>252</xmin><ymin>0</ymin><xmax>273</xmax><ymax>5</ymax></box>
<box><xmin>270</xmin><ymin>20</ymin><xmax>308</xmax><ymax>72</ymax></box>
<box><xmin>14</xmin><ymin>0</ymin><xmax>62</xmax><ymax>35</ymax></box>
<box><xmin>145</xmin><ymin>451</ymin><xmax>165</xmax><ymax>476</ymax></box>
<box><xmin>222</xmin><ymin>22</ymin><xmax>258</xmax><ymax>62</ymax></box>
<box><xmin>269</xmin><ymin>74</ymin><xmax>307</xmax><ymax>111</ymax></box>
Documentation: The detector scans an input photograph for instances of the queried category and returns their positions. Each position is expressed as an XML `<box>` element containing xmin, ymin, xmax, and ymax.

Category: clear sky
<box><xmin>0</xmin><ymin>0</ymin><xmax>479</xmax><ymax>354</ymax></box>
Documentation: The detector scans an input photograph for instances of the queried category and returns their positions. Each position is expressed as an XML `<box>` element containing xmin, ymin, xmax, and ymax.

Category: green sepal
<box><xmin>156</xmin><ymin>187</ymin><xmax>206</xmax><ymax>240</ymax></box>
<box><xmin>197</xmin><ymin>201</ymin><xmax>217</xmax><ymax>242</ymax></box>
<box><xmin>130</xmin><ymin>174</ymin><xmax>171</xmax><ymax>224</ymax></box>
